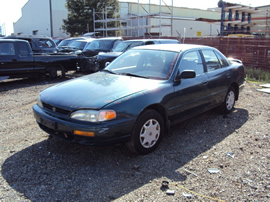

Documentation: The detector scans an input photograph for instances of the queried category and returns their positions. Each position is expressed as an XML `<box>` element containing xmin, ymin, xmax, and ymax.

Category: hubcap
<box><xmin>139</xmin><ymin>119</ymin><xmax>160</xmax><ymax>148</ymax></box>
<box><xmin>226</xmin><ymin>91</ymin><xmax>235</xmax><ymax>110</ymax></box>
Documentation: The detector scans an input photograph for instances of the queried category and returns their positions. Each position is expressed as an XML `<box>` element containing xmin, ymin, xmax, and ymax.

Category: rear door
<box><xmin>200</xmin><ymin>49</ymin><xmax>231</xmax><ymax>106</ymax></box>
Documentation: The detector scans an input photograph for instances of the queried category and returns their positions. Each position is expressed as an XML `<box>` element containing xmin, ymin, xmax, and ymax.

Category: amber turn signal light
<box><xmin>73</xmin><ymin>130</ymin><xmax>95</xmax><ymax>137</ymax></box>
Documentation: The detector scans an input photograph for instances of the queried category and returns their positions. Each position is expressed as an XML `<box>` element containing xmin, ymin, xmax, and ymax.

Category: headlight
<box><xmin>37</xmin><ymin>95</ymin><xmax>43</xmax><ymax>108</ymax></box>
<box><xmin>70</xmin><ymin>110</ymin><xmax>116</xmax><ymax>122</ymax></box>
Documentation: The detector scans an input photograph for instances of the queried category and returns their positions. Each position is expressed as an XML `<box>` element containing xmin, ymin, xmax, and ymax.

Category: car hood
<box><xmin>40</xmin><ymin>72</ymin><xmax>161</xmax><ymax>110</ymax></box>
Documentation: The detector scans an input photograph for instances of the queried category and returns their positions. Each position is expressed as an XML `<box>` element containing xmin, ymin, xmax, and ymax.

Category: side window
<box><xmin>215</xmin><ymin>51</ymin><xmax>229</xmax><ymax>67</ymax></box>
<box><xmin>201</xmin><ymin>49</ymin><xmax>221</xmax><ymax>72</ymax></box>
<box><xmin>178</xmin><ymin>51</ymin><xmax>204</xmax><ymax>75</ymax></box>
<box><xmin>18</xmin><ymin>42</ymin><xmax>30</xmax><ymax>57</ymax></box>
<box><xmin>145</xmin><ymin>41</ymin><xmax>155</xmax><ymax>45</ymax></box>
<box><xmin>112</xmin><ymin>40</ymin><xmax>122</xmax><ymax>49</ymax></box>
<box><xmin>0</xmin><ymin>43</ymin><xmax>15</xmax><ymax>55</ymax></box>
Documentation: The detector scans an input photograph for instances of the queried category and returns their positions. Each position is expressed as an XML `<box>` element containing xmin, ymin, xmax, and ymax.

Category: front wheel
<box><xmin>127</xmin><ymin>110</ymin><xmax>164</xmax><ymax>155</ymax></box>
<box><xmin>222</xmin><ymin>86</ymin><xmax>236</xmax><ymax>114</ymax></box>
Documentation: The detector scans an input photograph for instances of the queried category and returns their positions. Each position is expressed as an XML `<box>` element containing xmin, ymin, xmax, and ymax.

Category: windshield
<box><xmin>58</xmin><ymin>39</ymin><xmax>74</xmax><ymax>47</ymax></box>
<box><xmin>105</xmin><ymin>49</ymin><xmax>178</xmax><ymax>80</ymax></box>
<box><xmin>85</xmin><ymin>40</ymin><xmax>115</xmax><ymax>51</ymax></box>
<box><xmin>68</xmin><ymin>41</ymin><xmax>87</xmax><ymax>50</ymax></box>
<box><xmin>112</xmin><ymin>41</ymin><xmax>143</xmax><ymax>52</ymax></box>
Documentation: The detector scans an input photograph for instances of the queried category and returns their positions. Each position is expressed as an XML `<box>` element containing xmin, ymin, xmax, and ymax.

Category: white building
<box><xmin>14</xmin><ymin>0</ymin><xmax>221</xmax><ymax>38</ymax></box>
<box><xmin>14</xmin><ymin>0</ymin><xmax>68</xmax><ymax>37</ymax></box>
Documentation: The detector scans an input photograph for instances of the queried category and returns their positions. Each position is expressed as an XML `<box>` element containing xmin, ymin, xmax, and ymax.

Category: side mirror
<box><xmin>175</xmin><ymin>70</ymin><xmax>196</xmax><ymax>82</ymax></box>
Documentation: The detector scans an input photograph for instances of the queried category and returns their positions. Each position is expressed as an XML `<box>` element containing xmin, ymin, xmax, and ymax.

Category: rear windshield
<box><xmin>39</xmin><ymin>39</ymin><xmax>55</xmax><ymax>48</ymax></box>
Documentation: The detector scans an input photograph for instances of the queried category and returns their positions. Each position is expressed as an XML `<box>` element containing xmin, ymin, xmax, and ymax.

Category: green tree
<box><xmin>63</xmin><ymin>0</ymin><xmax>119</xmax><ymax>36</ymax></box>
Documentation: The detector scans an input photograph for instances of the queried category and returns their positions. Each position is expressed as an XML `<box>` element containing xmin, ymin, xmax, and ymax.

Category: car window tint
<box><xmin>39</xmin><ymin>39</ymin><xmax>55</xmax><ymax>48</ymax></box>
<box><xmin>201</xmin><ymin>49</ymin><xmax>221</xmax><ymax>72</ymax></box>
<box><xmin>215</xmin><ymin>51</ymin><xmax>229</xmax><ymax>67</ymax></box>
<box><xmin>112</xmin><ymin>40</ymin><xmax>122</xmax><ymax>49</ymax></box>
<box><xmin>69</xmin><ymin>41</ymin><xmax>87</xmax><ymax>50</ymax></box>
<box><xmin>87</xmin><ymin>40</ymin><xmax>114</xmax><ymax>51</ymax></box>
<box><xmin>111</xmin><ymin>51</ymin><xmax>141</xmax><ymax>69</ymax></box>
<box><xmin>145</xmin><ymin>41</ymin><xmax>155</xmax><ymax>45</ymax></box>
<box><xmin>58</xmin><ymin>39</ymin><xmax>73</xmax><ymax>47</ymax></box>
<box><xmin>18</xmin><ymin>42</ymin><xmax>30</xmax><ymax>56</ymax></box>
<box><xmin>0</xmin><ymin>42</ymin><xmax>15</xmax><ymax>55</ymax></box>
<box><xmin>179</xmin><ymin>51</ymin><xmax>204</xmax><ymax>75</ymax></box>
<box><xmin>106</xmin><ymin>50</ymin><xmax>178</xmax><ymax>80</ymax></box>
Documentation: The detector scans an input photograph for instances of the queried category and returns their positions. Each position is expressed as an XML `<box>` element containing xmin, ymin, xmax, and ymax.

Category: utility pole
<box><xmin>218</xmin><ymin>0</ymin><xmax>226</xmax><ymax>37</ymax></box>
<box><xmin>49</xmin><ymin>0</ymin><xmax>53</xmax><ymax>37</ymax></box>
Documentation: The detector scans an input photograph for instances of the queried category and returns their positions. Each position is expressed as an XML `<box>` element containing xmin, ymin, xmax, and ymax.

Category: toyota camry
<box><xmin>33</xmin><ymin>44</ymin><xmax>245</xmax><ymax>154</ymax></box>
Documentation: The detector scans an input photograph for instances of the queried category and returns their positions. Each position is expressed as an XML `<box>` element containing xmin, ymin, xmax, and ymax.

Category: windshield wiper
<box><xmin>102</xmin><ymin>69</ymin><xmax>116</xmax><ymax>74</ymax></box>
<box><xmin>119</xmin><ymin>73</ymin><xmax>149</xmax><ymax>79</ymax></box>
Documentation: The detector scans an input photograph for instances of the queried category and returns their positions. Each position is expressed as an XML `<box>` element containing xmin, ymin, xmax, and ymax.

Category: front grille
<box><xmin>42</xmin><ymin>102</ymin><xmax>71</xmax><ymax>115</ymax></box>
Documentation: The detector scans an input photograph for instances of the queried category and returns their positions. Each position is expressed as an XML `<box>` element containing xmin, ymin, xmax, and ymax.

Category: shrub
<box><xmin>245</xmin><ymin>67</ymin><xmax>270</xmax><ymax>83</ymax></box>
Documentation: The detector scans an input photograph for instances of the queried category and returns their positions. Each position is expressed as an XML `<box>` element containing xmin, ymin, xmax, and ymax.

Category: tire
<box><xmin>49</xmin><ymin>68</ymin><xmax>57</xmax><ymax>78</ymax></box>
<box><xmin>127</xmin><ymin>110</ymin><xmax>164</xmax><ymax>155</ymax></box>
<box><xmin>49</xmin><ymin>66</ymin><xmax>66</xmax><ymax>78</ymax></box>
<box><xmin>222</xmin><ymin>86</ymin><xmax>236</xmax><ymax>114</ymax></box>
<box><xmin>60</xmin><ymin>66</ymin><xmax>66</xmax><ymax>78</ymax></box>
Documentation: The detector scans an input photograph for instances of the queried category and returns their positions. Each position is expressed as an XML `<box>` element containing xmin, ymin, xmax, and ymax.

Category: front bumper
<box><xmin>33</xmin><ymin>104</ymin><xmax>134</xmax><ymax>146</ymax></box>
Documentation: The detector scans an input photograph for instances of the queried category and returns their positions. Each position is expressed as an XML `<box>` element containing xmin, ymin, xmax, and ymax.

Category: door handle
<box><xmin>203</xmin><ymin>80</ymin><xmax>208</xmax><ymax>85</ymax></box>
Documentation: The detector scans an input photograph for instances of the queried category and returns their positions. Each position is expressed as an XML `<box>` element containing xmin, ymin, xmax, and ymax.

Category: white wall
<box><xmin>51</xmin><ymin>0</ymin><xmax>68</xmax><ymax>37</ymax></box>
<box><xmin>148</xmin><ymin>18</ymin><xmax>219</xmax><ymax>37</ymax></box>
<box><xmin>14</xmin><ymin>1</ymin><xmax>220</xmax><ymax>38</ymax></box>
<box><xmin>14</xmin><ymin>0</ymin><xmax>68</xmax><ymax>37</ymax></box>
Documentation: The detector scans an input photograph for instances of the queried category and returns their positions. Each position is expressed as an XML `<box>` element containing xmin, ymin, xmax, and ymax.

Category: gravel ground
<box><xmin>0</xmin><ymin>74</ymin><xmax>269</xmax><ymax>201</ymax></box>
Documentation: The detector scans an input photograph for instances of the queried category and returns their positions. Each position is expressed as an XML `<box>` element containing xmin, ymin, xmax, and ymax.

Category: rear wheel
<box><xmin>222</xmin><ymin>86</ymin><xmax>236</xmax><ymax>114</ymax></box>
<box><xmin>49</xmin><ymin>68</ymin><xmax>57</xmax><ymax>78</ymax></box>
<box><xmin>127</xmin><ymin>110</ymin><xmax>164</xmax><ymax>155</ymax></box>
<box><xmin>48</xmin><ymin>66</ymin><xmax>66</xmax><ymax>78</ymax></box>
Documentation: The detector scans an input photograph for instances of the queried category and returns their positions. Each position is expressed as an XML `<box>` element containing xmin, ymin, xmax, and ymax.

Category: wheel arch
<box><xmin>46</xmin><ymin>63</ymin><xmax>66</xmax><ymax>77</ymax></box>
<box><xmin>139</xmin><ymin>103</ymin><xmax>169</xmax><ymax>133</ymax></box>
<box><xmin>230</xmin><ymin>82</ymin><xmax>239</xmax><ymax>100</ymax></box>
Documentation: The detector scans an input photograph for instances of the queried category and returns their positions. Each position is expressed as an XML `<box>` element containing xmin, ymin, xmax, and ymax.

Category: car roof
<box><xmin>5</xmin><ymin>35</ymin><xmax>52</xmax><ymax>39</ymax></box>
<box><xmin>95</xmin><ymin>37</ymin><xmax>123</xmax><ymax>41</ymax></box>
<box><xmin>0</xmin><ymin>39</ymin><xmax>29</xmax><ymax>43</ymax></box>
<box><xmin>123</xmin><ymin>39</ymin><xmax>157</xmax><ymax>42</ymax></box>
<box><xmin>71</xmin><ymin>38</ymin><xmax>96</xmax><ymax>42</ymax></box>
<box><xmin>132</xmin><ymin>44</ymin><xmax>212</xmax><ymax>52</ymax></box>
<box><xmin>157</xmin><ymin>39</ymin><xmax>179</xmax><ymax>41</ymax></box>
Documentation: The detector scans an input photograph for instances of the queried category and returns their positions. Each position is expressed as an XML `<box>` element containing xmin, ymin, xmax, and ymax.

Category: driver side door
<box><xmin>168</xmin><ymin>50</ymin><xmax>210</xmax><ymax>123</ymax></box>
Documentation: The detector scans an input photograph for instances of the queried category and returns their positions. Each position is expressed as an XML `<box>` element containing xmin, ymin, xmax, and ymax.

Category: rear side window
<box><xmin>18</xmin><ymin>42</ymin><xmax>30</xmax><ymax>56</ymax></box>
<box><xmin>215</xmin><ymin>51</ymin><xmax>229</xmax><ymax>67</ymax></box>
<box><xmin>201</xmin><ymin>49</ymin><xmax>221</xmax><ymax>72</ymax></box>
<box><xmin>0</xmin><ymin>42</ymin><xmax>15</xmax><ymax>55</ymax></box>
